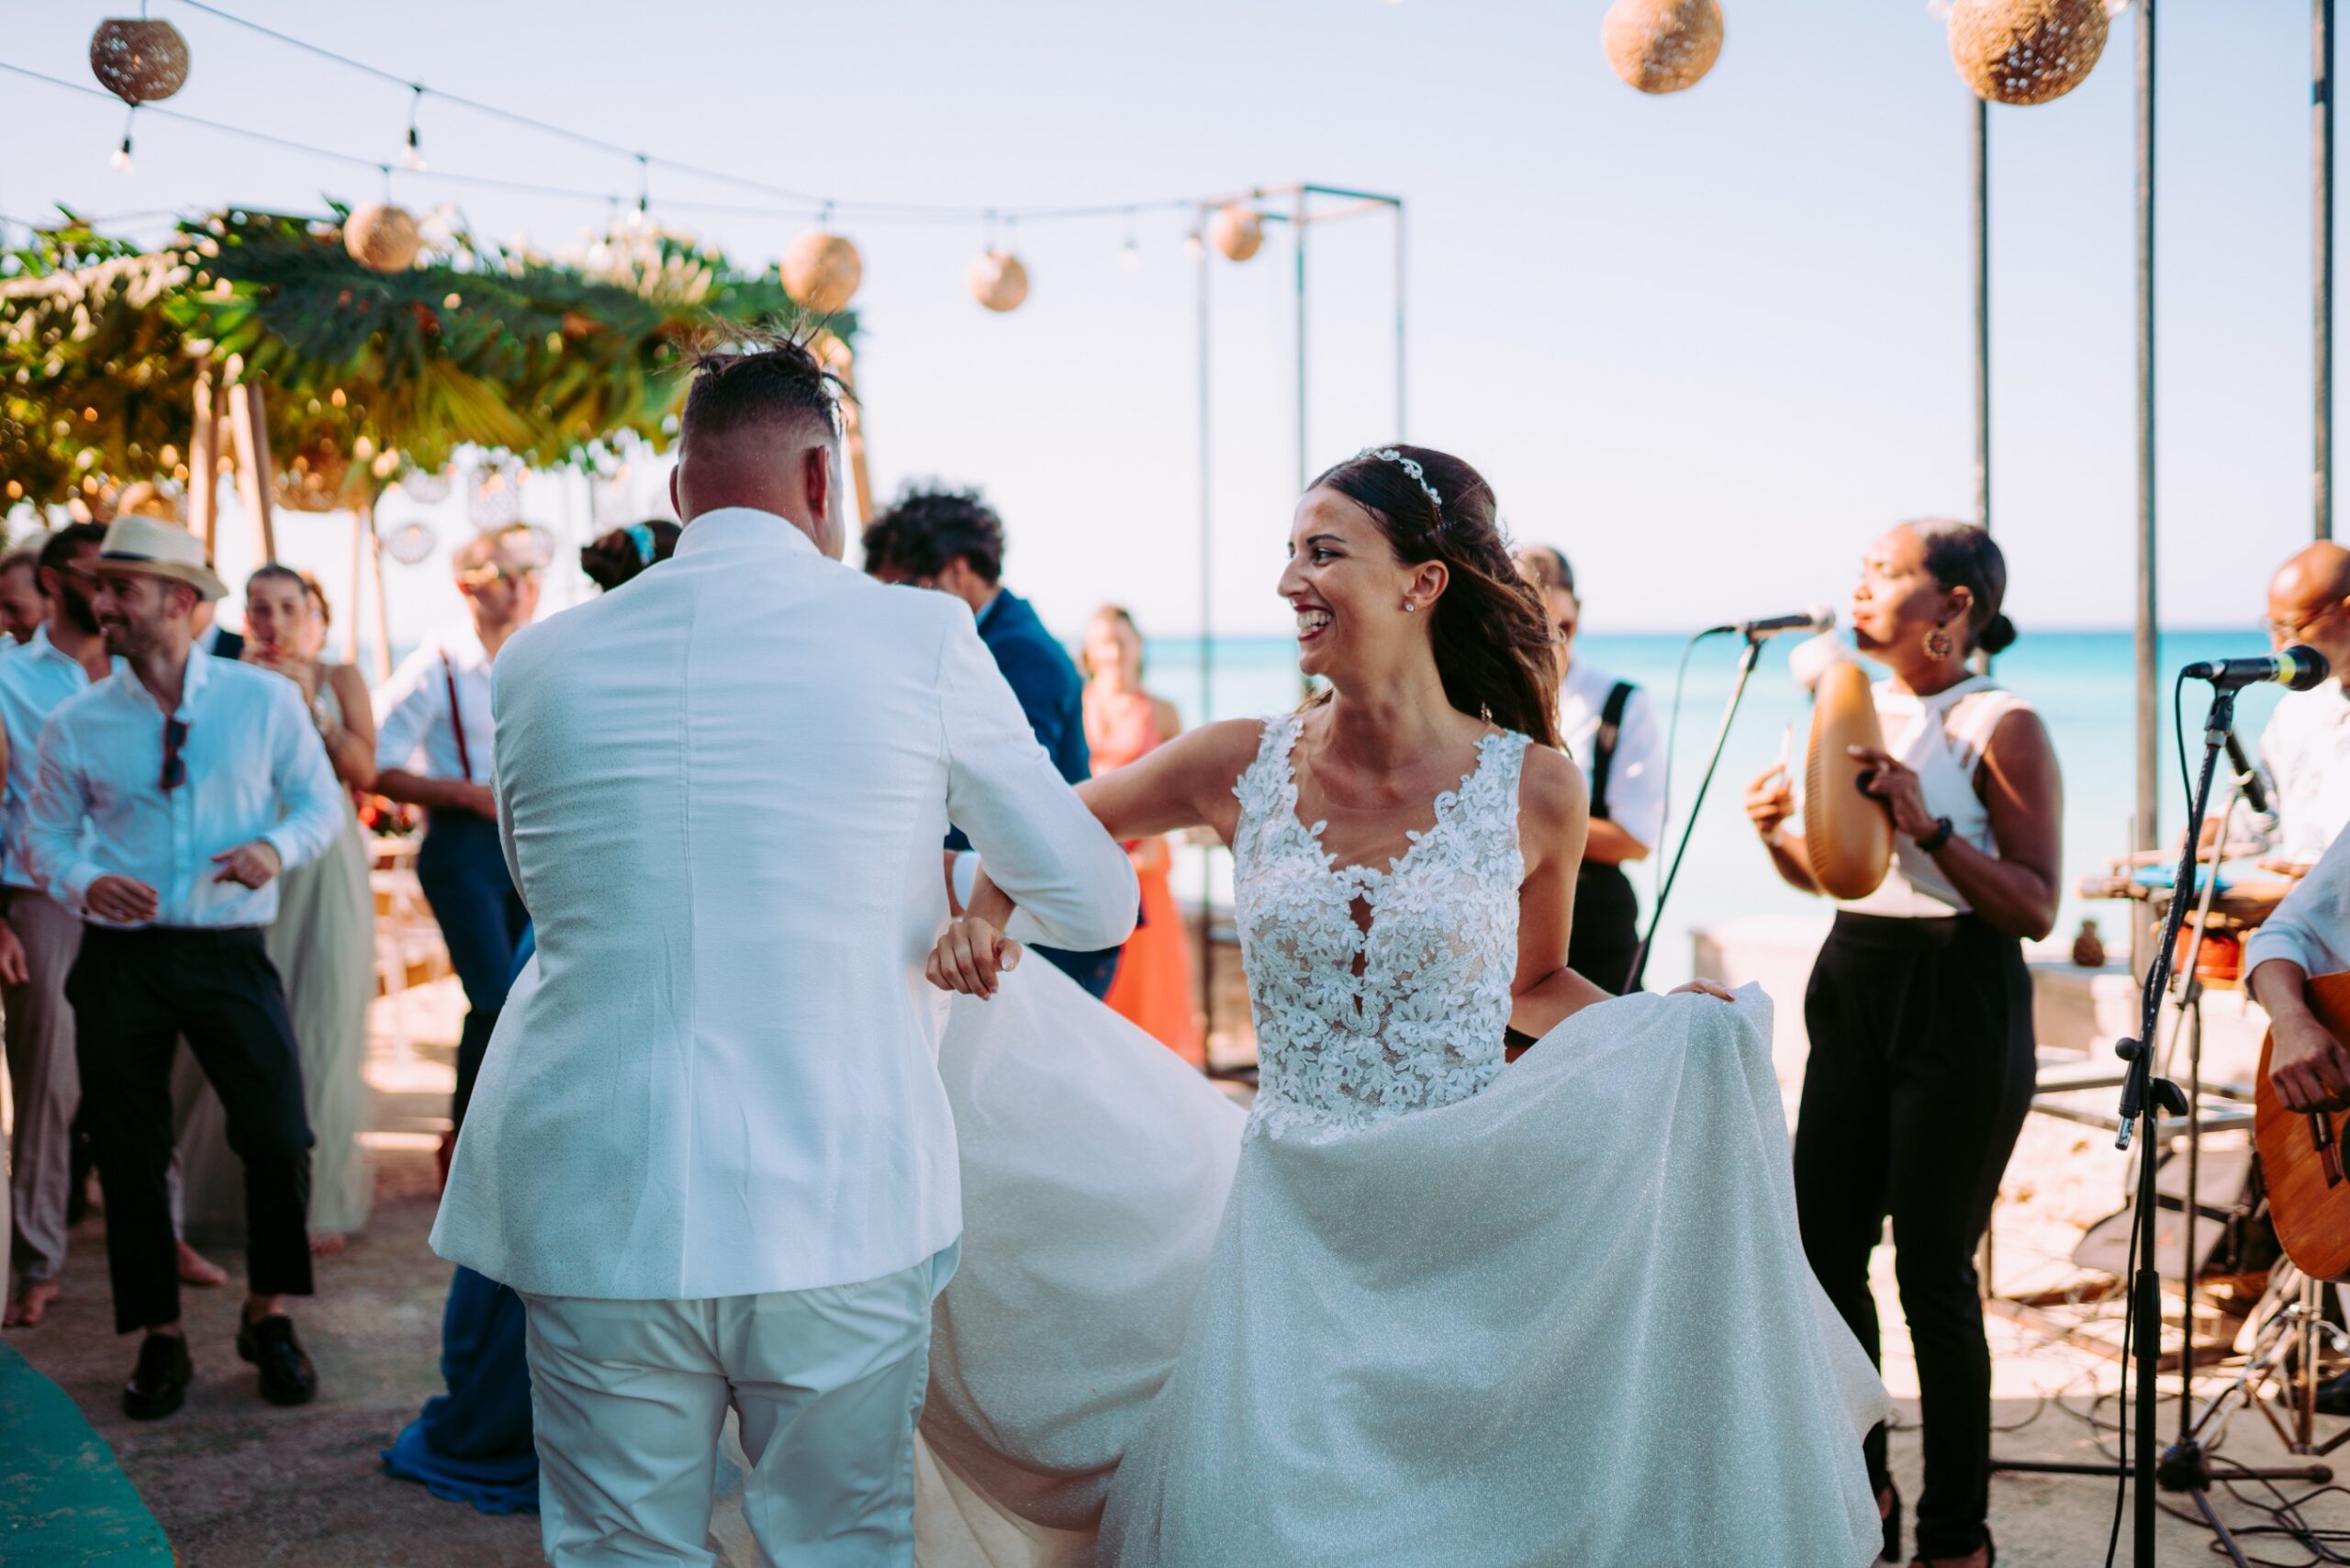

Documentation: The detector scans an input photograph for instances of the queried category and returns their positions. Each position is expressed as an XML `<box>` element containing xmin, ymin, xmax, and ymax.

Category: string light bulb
<box><xmin>402</xmin><ymin>84</ymin><xmax>427</xmax><ymax>172</ymax></box>
<box><xmin>112</xmin><ymin>131</ymin><xmax>135</xmax><ymax>175</ymax></box>
<box><xmin>628</xmin><ymin>153</ymin><xmax>649</xmax><ymax>230</ymax></box>
<box><xmin>1120</xmin><ymin>208</ymin><xmax>1142</xmax><ymax>271</ymax></box>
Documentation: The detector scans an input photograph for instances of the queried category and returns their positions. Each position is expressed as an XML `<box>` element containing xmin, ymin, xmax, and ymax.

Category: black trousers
<box><xmin>1032</xmin><ymin>943</ymin><xmax>1121</xmax><ymax>1001</ymax></box>
<box><xmin>69</xmin><ymin>925</ymin><xmax>313</xmax><ymax>1334</ymax></box>
<box><xmin>1567</xmin><ymin>861</ymin><xmax>1641</xmax><ymax>996</ymax></box>
<box><xmin>417</xmin><ymin>810</ymin><xmax>529</xmax><ymax>1131</ymax></box>
<box><xmin>1794</xmin><ymin>911</ymin><xmax>2034</xmax><ymax>1560</ymax></box>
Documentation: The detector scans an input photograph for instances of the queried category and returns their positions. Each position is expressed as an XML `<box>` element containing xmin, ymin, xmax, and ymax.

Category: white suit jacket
<box><xmin>430</xmin><ymin>508</ymin><xmax>1137</xmax><ymax>1300</ymax></box>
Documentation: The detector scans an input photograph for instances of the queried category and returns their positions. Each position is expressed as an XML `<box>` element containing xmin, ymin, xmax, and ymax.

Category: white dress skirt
<box><xmin>908</xmin><ymin>719</ymin><xmax>1887</xmax><ymax>1568</ymax></box>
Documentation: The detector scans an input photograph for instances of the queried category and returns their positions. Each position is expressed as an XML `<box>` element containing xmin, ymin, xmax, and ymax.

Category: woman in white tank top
<box><xmin>1742</xmin><ymin>521</ymin><xmax>2064</xmax><ymax>1568</ymax></box>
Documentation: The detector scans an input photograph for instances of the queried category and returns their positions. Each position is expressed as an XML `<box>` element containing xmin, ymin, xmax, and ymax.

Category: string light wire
<box><xmin>162</xmin><ymin>0</ymin><xmax>1203</xmax><ymax>227</ymax></box>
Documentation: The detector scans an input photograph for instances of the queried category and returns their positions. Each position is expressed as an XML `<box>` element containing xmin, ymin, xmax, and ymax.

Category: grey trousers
<box><xmin>5</xmin><ymin>891</ymin><xmax>185</xmax><ymax>1291</ymax></box>
<box><xmin>523</xmin><ymin>1243</ymin><xmax>957</xmax><ymax>1568</ymax></box>
<box><xmin>6</xmin><ymin>890</ymin><xmax>83</xmax><ymax>1287</ymax></box>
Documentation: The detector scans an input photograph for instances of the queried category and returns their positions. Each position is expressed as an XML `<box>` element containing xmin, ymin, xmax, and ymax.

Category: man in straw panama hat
<box><xmin>21</xmin><ymin>513</ymin><xmax>346</xmax><ymax>1419</ymax></box>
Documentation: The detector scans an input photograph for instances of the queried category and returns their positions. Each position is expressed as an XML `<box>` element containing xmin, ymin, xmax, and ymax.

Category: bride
<box><xmin>911</xmin><ymin>445</ymin><xmax>1889</xmax><ymax>1567</ymax></box>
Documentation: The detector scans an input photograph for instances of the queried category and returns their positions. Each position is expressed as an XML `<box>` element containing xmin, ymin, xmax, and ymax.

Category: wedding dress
<box><xmin>913</xmin><ymin>715</ymin><xmax>1889</xmax><ymax>1567</ymax></box>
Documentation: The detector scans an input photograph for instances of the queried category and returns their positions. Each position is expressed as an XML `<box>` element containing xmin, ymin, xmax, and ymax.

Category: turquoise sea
<box><xmin>1137</xmin><ymin>629</ymin><xmax>2288</xmax><ymax>989</ymax></box>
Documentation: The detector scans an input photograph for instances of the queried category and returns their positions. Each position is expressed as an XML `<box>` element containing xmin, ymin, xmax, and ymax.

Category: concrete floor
<box><xmin>5</xmin><ymin>976</ymin><xmax>2345</xmax><ymax>1564</ymax></box>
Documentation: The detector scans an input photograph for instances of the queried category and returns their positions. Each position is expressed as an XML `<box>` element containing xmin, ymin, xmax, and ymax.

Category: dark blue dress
<box><xmin>382</xmin><ymin>927</ymin><xmax>538</xmax><ymax>1512</ymax></box>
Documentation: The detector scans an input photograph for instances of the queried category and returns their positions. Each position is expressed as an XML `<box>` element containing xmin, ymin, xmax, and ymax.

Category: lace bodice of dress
<box><xmin>1231</xmin><ymin>713</ymin><xmax>1529</xmax><ymax>1137</ymax></box>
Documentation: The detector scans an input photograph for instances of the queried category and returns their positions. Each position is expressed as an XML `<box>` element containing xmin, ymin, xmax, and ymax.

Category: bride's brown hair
<box><xmin>1304</xmin><ymin>445</ymin><xmax>1561</xmax><ymax>749</ymax></box>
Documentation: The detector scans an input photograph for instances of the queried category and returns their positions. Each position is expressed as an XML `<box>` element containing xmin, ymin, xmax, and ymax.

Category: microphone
<box><xmin>1707</xmin><ymin>605</ymin><xmax>1836</xmax><ymax>640</ymax></box>
<box><xmin>2181</xmin><ymin>644</ymin><xmax>2331</xmax><ymax>692</ymax></box>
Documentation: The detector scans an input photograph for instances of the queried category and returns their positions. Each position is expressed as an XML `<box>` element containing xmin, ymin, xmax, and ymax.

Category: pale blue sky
<box><xmin>2</xmin><ymin>0</ymin><xmax>2335</xmax><ymax>640</ymax></box>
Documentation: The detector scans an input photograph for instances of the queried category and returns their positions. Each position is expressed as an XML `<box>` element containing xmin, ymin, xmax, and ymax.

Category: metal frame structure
<box><xmin>2136</xmin><ymin>0</ymin><xmax>2161</xmax><ymax>862</ymax></box>
<box><xmin>2319</xmin><ymin>0</ymin><xmax>2336</xmax><ymax>543</ymax></box>
<box><xmin>1191</xmin><ymin>184</ymin><xmax>1407</xmax><ymax>1053</ymax></box>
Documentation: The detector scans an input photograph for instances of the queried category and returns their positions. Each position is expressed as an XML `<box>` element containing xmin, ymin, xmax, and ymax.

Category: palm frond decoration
<box><xmin>0</xmin><ymin>207</ymin><xmax>853</xmax><ymax>510</ymax></box>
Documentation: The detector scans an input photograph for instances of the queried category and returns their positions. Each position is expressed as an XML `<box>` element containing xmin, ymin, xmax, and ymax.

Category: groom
<box><xmin>431</xmin><ymin>335</ymin><xmax>1137</xmax><ymax>1565</ymax></box>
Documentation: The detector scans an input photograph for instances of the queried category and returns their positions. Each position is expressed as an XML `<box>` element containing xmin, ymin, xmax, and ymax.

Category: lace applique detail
<box><xmin>1231</xmin><ymin>714</ymin><xmax>1528</xmax><ymax>1139</ymax></box>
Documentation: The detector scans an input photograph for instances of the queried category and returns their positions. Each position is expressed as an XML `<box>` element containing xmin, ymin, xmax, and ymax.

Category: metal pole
<box><xmin>1971</xmin><ymin>94</ymin><xmax>1996</xmax><ymax>681</ymax></box>
<box><xmin>2132</xmin><ymin>12</ymin><xmax>2161</xmax><ymax>1551</ymax></box>
<box><xmin>2134</xmin><ymin>0</ymin><xmax>2161</xmax><ymax>862</ymax></box>
<box><xmin>1195</xmin><ymin>218</ymin><xmax>1216</xmax><ymax>1049</ymax></box>
<box><xmin>1295</xmin><ymin>188</ymin><xmax>1309</xmax><ymax>491</ymax></box>
<box><xmin>1394</xmin><ymin>202</ymin><xmax>1408</xmax><ymax>439</ymax></box>
<box><xmin>1973</xmin><ymin>94</ymin><xmax>1991</xmax><ymax>533</ymax></box>
<box><xmin>2321</xmin><ymin>0</ymin><xmax>2337</xmax><ymax>540</ymax></box>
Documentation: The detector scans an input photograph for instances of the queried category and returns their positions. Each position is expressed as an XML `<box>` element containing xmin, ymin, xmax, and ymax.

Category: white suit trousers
<box><xmin>522</xmin><ymin>1244</ymin><xmax>957</xmax><ymax>1567</ymax></box>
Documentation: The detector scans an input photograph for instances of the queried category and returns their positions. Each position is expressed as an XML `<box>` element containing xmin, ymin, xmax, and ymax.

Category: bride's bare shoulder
<box><xmin>1516</xmin><ymin>741</ymin><xmax>1589</xmax><ymax>838</ymax></box>
<box><xmin>1157</xmin><ymin>718</ymin><xmax>1277</xmax><ymax>781</ymax></box>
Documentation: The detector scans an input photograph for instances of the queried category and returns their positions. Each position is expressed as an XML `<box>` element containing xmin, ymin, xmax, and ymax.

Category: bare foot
<box><xmin>175</xmin><ymin>1240</ymin><xmax>228</xmax><ymax>1288</ymax></box>
<box><xmin>308</xmin><ymin>1232</ymin><xmax>347</xmax><ymax>1257</ymax></box>
<box><xmin>4</xmin><ymin>1278</ymin><xmax>60</xmax><ymax>1327</ymax></box>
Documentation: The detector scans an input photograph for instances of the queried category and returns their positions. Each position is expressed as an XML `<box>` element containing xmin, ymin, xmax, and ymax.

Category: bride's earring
<box><xmin>1923</xmin><ymin>622</ymin><xmax>1955</xmax><ymax>661</ymax></box>
<box><xmin>1402</xmin><ymin>599</ymin><xmax>1416</xmax><ymax>613</ymax></box>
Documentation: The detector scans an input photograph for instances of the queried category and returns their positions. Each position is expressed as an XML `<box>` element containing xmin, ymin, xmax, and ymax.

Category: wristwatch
<box><xmin>1915</xmin><ymin>815</ymin><xmax>1955</xmax><ymax>855</ymax></box>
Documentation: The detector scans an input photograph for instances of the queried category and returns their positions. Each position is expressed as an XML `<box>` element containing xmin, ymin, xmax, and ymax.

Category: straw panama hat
<box><xmin>93</xmin><ymin>514</ymin><xmax>229</xmax><ymax>602</ymax></box>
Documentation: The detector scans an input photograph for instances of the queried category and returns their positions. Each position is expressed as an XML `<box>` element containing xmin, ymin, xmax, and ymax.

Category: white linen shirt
<box><xmin>431</xmin><ymin>507</ymin><xmax>1138</xmax><ymax>1302</ymax></box>
<box><xmin>0</xmin><ymin>626</ymin><xmax>123</xmax><ymax>890</ymax></box>
<box><xmin>24</xmin><ymin>646</ymin><xmax>342</xmax><ymax>928</ymax></box>
<box><xmin>2244</xmin><ymin>823</ymin><xmax>2350</xmax><ymax>980</ymax></box>
<box><xmin>1556</xmin><ymin>657</ymin><xmax>1666</xmax><ymax>853</ymax></box>
<box><xmin>375</xmin><ymin>624</ymin><xmax>497</xmax><ymax>783</ymax></box>
<box><xmin>2256</xmin><ymin>678</ymin><xmax>2350</xmax><ymax>864</ymax></box>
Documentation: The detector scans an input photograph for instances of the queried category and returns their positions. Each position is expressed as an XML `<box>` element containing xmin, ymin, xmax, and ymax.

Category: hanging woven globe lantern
<box><xmin>275</xmin><ymin>437</ymin><xmax>351</xmax><ymax>513</ymax></box>
<box><xmin>89</xmin><ymin>17</ymin><xmax>190</xmax><ymax>104</ymax></box>
<box><xmin>968</xmin><ymin>251</ymin><xmax>1029</xmax><ymax>313</ymax></box>
<box><xmin>780</xmin><ymin>230</ymin><xmax>863</xmax><ymax>315</ymax></box>
<box><xmin>1948</xmin><ymin>0</ymin><xmax>2109</xmax><ymax>106</ymax></box>
<box><xmin>344</xmin><ymin>204</ymin><xmax>422</xmax><ymax>273</ymax></box>
<box><xmin>1602</xmin><ymin>0</ymin><xmax>1724</xmax><ymax>95</ymax></box>
<box><xmin>1211</xmin><ymin>205</ymin><xmax>1264</xmax><ymax>263</ymax></box>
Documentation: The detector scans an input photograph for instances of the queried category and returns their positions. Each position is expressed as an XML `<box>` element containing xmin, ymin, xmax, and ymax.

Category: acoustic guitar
<box><xmin>2255</xmin><ymin>969</ymin><xmax>2350</xmax><ymax>1282</ymax></box>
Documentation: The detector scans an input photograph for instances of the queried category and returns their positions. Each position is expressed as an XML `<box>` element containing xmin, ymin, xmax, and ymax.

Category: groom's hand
<box><xmin>926</xmin><ymin>915</ymin><xmax>1023</xmax><ymax>1000</ymax></box>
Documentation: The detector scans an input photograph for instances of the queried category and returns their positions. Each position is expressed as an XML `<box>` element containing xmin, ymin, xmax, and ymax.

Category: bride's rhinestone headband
<box><xmin>1354</xmin><ymin>447</ymin><xmax>1444</xmax><ymax>519</ymax></box>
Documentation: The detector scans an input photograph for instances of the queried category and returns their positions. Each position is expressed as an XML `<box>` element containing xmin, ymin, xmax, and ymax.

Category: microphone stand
<box><xmin>2109</xmin><ymin>680</ymin><xmax>2238</xmax><ymax>1567</ymax></box>
<box><xmin>1625</xmin><ymin>628</ymin><xmax>1764</xmax><ymax>992</ymax></box>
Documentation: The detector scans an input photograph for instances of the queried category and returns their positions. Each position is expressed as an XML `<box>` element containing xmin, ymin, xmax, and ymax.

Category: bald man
<box><xmin>2250</xmin><ymin>542</ymin><xmax>2350</xmax><ymax>866</ymax></box>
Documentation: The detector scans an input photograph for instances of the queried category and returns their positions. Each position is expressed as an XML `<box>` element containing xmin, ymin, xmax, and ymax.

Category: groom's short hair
<box><xmin>678</xmin><ymin>331</ymin><xmax>843</xmax><ymax>449</ymax></box>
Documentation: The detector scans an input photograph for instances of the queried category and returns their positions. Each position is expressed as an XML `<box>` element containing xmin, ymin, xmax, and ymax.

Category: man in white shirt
<box><xmin>25</xmin><ymin>516</ymin><xmax>343</xmax><ymax>1419</ymax></box>
<box><xmin>2250</xmin><ymin>542</ymin><xmax>2350</xmax><ymax>864</ymax></box>
<box><xmin>374</xmin><ymin>526</ymin><xmax>538</xmax><ymax>1134</ymax></box>
<box><xmin>432</xmin><ymin>338</ymin><xmax>1136</xmax><ymax>1565</ymax></box>
<box><xmin>1517</xmin><ymin>545</ymin><xmax>1664</xmax><ymax>993</ymax></box>
<box><xmin>2248</xmin><ymin>818</ymin><xmax>2350</xmax><ymax>1411</ymax></box>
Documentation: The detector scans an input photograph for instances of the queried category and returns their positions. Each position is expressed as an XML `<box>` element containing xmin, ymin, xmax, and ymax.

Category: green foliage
<box><xmin>0</xmin><ymin>207</ymin><xmax>855</xmax><ymax>510</ymax></box>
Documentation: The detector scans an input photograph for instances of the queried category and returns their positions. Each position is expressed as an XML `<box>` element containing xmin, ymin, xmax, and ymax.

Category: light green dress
<box><xmin>173</xmin><ymin>679</ymin><xmax>376</xmax><ymax>1239</ymax></box>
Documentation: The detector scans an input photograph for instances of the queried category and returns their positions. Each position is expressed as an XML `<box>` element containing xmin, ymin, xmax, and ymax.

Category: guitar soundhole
<box><xmin>2316</xmin><ymin>1112</ymin><xmax>2345</xmax><ymax>1188</ymax></box>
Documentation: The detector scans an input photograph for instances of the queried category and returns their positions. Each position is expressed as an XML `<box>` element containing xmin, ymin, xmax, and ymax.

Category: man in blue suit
<box><xmin>862</xmin><ymin>486</ymin><xmax>1121</xmax><ymax>997</ymax></box>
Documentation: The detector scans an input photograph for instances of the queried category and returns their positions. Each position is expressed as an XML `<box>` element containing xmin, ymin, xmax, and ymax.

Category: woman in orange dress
<box><xmin>1080</xmin><ymin>606</ymin><xmax>1204</xmax><ymax>1066</ymax></box>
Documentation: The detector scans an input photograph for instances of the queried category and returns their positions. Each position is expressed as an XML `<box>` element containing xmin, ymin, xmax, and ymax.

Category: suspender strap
<box><xmin>1588</xmin><ymin>680</ymin><xmax>1636</xmax><ymax>823</ymax></box>
<box><xmin>441</xmin><ymin>652</ymin><xmax>474</xmax><ymax>782</ymax></box>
